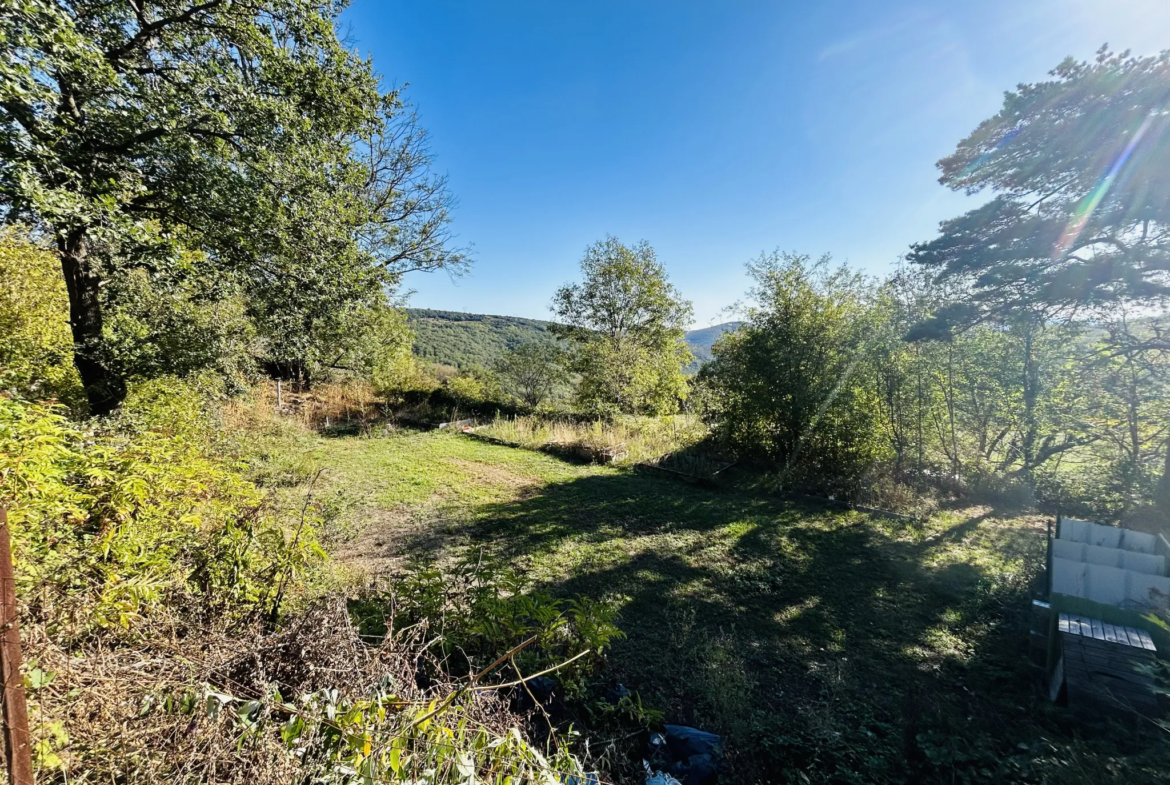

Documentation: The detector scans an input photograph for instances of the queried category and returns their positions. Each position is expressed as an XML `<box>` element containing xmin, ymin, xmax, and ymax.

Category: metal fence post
<box><xmin>0</xmin><ymin>510</ymin><xmax>33</xmax><ymax>785</ymax></box>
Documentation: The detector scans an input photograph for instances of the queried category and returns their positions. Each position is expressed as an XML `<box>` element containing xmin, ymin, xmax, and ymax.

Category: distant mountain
<box><xmin>684</xmin><ymin>322</ymin><xmax>742</xmax><ymax>364</ymax></box>
<box><xmin>406</xmin><ymin>309</ymin><xmax>741</xmax><ymax>372</ymax></box>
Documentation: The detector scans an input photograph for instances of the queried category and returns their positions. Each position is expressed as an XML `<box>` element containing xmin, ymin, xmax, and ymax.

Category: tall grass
<box><xmin>226</xmin><ymin>380</ymin><xmax>393</xmax><ymax>438</ymax></box>
<box><xmin>476</xmin><ymin>413</ymin><xmax>708</xmax><ymax>465</ymax></box>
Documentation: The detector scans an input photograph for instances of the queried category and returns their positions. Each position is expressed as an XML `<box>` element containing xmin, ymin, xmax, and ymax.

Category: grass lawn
<box><xmin>250</xmin><ymin>422</ymin><xmax>1169</xmax><ymax>784</ymax></box>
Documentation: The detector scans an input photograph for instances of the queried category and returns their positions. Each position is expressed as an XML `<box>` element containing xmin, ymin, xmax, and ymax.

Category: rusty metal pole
<box><xmin>0</xmin><ymin>510</ymin><xmax>33</xmax><ymax>785</ymax></box>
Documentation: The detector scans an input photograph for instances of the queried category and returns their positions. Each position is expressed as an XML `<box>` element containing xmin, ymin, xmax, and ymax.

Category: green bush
<box><xmin>0</xmin><ymin>378</ymin><xmax>322</xmax><ymax>637</ymax></box>
<box><xmin>700</xmin><ymin>252</ymin><xmax>885</xmax><ymax>495</ymax></box>
<box><xmin>103</xmin><ymin>266</ymin><xmax>259</xmax><ymax>393</ymax></box>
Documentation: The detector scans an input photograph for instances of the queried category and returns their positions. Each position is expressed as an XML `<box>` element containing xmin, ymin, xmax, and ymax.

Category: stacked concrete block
<box><xmin>1045</xmin><ymin>517</ymin><xmax>1169</xmax><ymax>716</ymax></box>
<box><xmin>1051</xmin><ymin>520</ymin><xmax>1169</xmax><ymax>613</ymax></box>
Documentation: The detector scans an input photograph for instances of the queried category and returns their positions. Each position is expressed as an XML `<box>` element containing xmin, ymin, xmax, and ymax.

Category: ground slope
<box><xmin>259</xmin><ymin>424</ymin><xmax>1166</xmax><ymax>784</ymax></box>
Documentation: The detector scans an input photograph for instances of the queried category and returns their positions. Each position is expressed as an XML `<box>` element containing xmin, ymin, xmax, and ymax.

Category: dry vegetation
<box><xmin>5</xmin><ymin>384</ymin><xmax>606</xmax><ymax>784</ymax></box>
<box><xmin>24</xmin><ymin>600</ymin><xmax>587</xmax><ymax>784</ymax></box>
<box><xmin>474</xmin><ymin>414</ymin><xmax>708</xmax><ymax>466</ymax></box>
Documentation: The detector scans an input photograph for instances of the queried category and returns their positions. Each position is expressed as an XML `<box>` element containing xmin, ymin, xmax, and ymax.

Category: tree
<box><xmin>909</xmin><ymin>48</ymin><xmax>1170</xmax><ymax>332</ymax></box>
<box><xmin>910</xmin><ymin>47</ymin><xmax>1170</xmax><ymax>510</ymax></box>
<box><xmin>1</xmin><ymin>1</ymin><xmax>464</xmax><ymax>414</ymax></box>
<box><xmin>700</xmin><ymin>252</ymin><xmax>883</xmax><ymax>495</ymax></box>
<box><xmin>1079</xmin><ymin>312</ymin><xmax>1170</xmax><ymax>510</ymax></box>
<box><xmin>246</xmin><ymin>108</ymin><xmax>466</xmax><ymax>390</ymax></box>
<box><xmin>550</xmin><ymin>237</ymin><xmax>693</xmax><ymax>415</ymax></box>
<box><xmin>494</xmin><ymin>343</ymin><xmax>569</xmax><ymax>407</ymax></box>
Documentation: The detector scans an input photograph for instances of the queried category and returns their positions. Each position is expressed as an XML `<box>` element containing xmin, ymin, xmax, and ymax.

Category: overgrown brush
<box><xmin>245</xmin><ymin>380</ymin><xmax>387</xmax><ymax>434</ymax></box>
<box><xmin>24</xmin><ymin>598</ymin><xmax>595</xmax><ymax>783</ymax></box>
<box><xmin>0</xmin><ymin>227</ymin><xmax>84</xmax><ymax>411</ymax></box>
<box><xmin>0</xmin><ymin>378</ymin><xmax>322</xmax><ymax>637</ymax></box>
<box><xmin>350</xmin><ymin>555</ymin><xmax>659</xmax><ymax>780</ymax></box>
<box><xmin>353</xmin><ymin>553</ymin><xmax>625</xmax><ymax>694</ymax></box>
<box><xmin>2</xmin><ymin>380</ymin><xmax>619</xmax><ymax>782</ymax></box>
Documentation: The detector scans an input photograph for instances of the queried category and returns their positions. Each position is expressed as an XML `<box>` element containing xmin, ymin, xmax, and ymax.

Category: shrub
<box><xmin>103</xmin><ymin>266</ymin><xmax>259</xmax><ymax>393</ymax></box>
<box><xmin>0</xmin><ymin>378</ymin><xmax>322</xmax><ymax>638</ymax></box>
<box><xmin>700</xmin><ymin>252</ymin><xmax>885</xmax><ymax>496</ymax></box>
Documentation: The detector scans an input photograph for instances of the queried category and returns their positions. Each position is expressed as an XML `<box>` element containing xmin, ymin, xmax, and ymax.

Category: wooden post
<box><xmin>276</xmin><ymin>380</ymin><xmax>283</xmax><ymax>411</ymax></box>
<box><xmin>0</xmin><ymin>510</ymin><xmax>32</xmax><ymax>785</ymax></box>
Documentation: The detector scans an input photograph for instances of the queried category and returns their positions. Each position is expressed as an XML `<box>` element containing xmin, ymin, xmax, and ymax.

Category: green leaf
<box><xmin>25</xmin><ymin>668</ymin><xmax>54</xmax><ymax>690</ymax></box>
<box><xmin>389</xmin><ymin>746</ymin><xmax>402</xmax><ymax>773</ymax></box>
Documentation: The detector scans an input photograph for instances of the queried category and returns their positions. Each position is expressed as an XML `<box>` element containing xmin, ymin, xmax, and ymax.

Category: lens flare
<box><xmin>1052</xmin><ymin>114</ymin><xmax>1154</xmax><ymax>259</ymax></box>
<box><xmin>960</xmin><ymin>127</ymin><xmax>1020</xmax><ymax>178</ymax></box>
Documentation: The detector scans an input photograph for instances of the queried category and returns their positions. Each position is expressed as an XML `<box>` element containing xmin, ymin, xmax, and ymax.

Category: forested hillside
<box><xmin>406</xmin><ymin>309</ymin><xmax>561</xmax><ymax>368</ymax></box>
<box><xmin>683</xmin><ymin>321</ymin><xmax>742</xmax><ymax>371</ymax></box>
<box><xmin>684</xmin><ymin>322</ymin><xmax>742</xmax><ymax>362</ymax></box>
<box><xmin>407</xmin><ymin>308</ymin><xmax>740</xmax><ymax>371</ymax></box>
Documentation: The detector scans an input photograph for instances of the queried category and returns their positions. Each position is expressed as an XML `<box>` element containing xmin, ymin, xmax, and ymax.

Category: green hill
<box><xmin>406</xmin><ymin>309</ymin><xmax>561</xmax><ymax>369</ymax></box>
<box><xmin>407</xmin><ymin>308</ymin><xmax>740</xmax><ymax>371</ymax></box>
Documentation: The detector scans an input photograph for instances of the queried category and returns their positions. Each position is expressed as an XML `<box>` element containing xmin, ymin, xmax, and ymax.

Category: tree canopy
<box><xmin>0</xmin><ymin>0</ymin><xmax>464</xmax><ymax>412</ymax></box>
<box><xmin>551</xmin><ymin>237</ymin><xmax>693</xmax><ymax>415</ymax></box>
<box><xmin>909</xmin><ymin>48</ymin><xmax>1170</xmax><ymax>337</ymax></box>
<box><xmin>700</xmin><ymin>252</ymin><xmax>883</xmax><ymax>493</ymax></box>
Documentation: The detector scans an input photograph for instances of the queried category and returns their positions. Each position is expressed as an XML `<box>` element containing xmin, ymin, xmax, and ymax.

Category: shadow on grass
<box><xmin>433</xmin><ymin>469</ymin><xmax>1165</xmax><ymax>784</ymax></box>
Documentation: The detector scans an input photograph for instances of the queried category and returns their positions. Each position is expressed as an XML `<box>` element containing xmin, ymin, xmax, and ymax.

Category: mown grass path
<box><xmin>272</xmin><ymin>427</ymin><xmax>1163</xmax><ymax>784</ymax></box>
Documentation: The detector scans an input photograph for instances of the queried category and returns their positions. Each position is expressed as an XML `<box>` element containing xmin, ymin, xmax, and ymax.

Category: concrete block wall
<box><xmin>1051</xmin><ymin>557</ymin><xmax>1170</xmax><ymax>612</ymax></box>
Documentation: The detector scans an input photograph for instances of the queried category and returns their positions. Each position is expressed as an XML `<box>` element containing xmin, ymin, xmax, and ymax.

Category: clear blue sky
<box><xmin>341</xmin><ymin>0</ymin><xmax>1170</xmax><ymax>327</ymax></box>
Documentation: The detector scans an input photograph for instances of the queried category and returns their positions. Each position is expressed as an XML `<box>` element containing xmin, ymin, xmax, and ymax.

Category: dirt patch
<box><xmin>446</xmin><ymin>457</ymin><xmax>543</xmax><ymax>492</ymax></box>
<box><xmin>332</xmin><ymin>505</ymin><xmax>471</xmax><ymax>576</ymax></box>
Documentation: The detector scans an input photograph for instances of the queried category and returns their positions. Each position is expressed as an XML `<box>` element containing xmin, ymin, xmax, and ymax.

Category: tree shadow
<box><xmin>400</xmin><ymin>467</ymin><xmax>1161</xmax><ymax>782</ymax></box>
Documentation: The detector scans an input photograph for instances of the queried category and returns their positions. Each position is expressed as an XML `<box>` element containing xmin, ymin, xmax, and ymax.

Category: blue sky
<box><xmin>341</xmin><ymin>0</ymin><xmax>1170</xmax><ymax>327</ymax></box>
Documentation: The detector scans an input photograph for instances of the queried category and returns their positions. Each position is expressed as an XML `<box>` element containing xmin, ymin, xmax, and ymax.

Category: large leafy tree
<box><xmin>246</xmin><ymin>108</ymin><xmax>467</xmax><ymax>389</ymax></box>
<box><xmin>910</xmin><ymin>47</ymin><xmax>1170</xmax><ymax>511</ymax></box>
<box><xmin>1</xmin><ymin>1</ymin><xmax>464</xmax><ymax>413</ymax></box>
<box><xmin>551</xmin><ymin>237</ymin><xmax>692</xmax><ymax>415</ymax></box>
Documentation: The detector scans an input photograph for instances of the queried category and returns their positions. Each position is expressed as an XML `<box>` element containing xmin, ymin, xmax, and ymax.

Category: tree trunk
<box><xmin>946</xmin><ymin>344</ymin><xmax>960</xmax><ymax>478</ymax></box>
<box><xmin>1020</xmin><ymin>326</ymin><xmax>1039</xmax><ymax>482</ymax></box>
<box><xmin>58</xmin><ymin>228</ymin><xmax>125</xmax><ymax>416</ymax></box>
<box><xmin>1157</xmin><ymin>431</ymin><xmax>1170</xmax><ymax>517</ymax></box>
